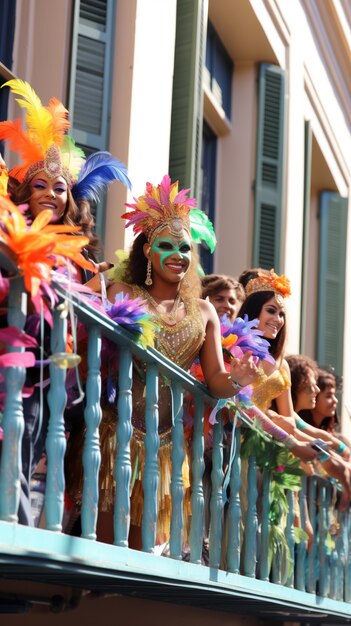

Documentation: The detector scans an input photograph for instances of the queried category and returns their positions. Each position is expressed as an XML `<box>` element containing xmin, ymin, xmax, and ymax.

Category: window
<box><xmin>205</xmin><ymin>22</ymin><xmax>233</xmax><ymax>120</ymax></box>
<box><xmin>199</xmin><ymin>122</ymin><xmax>217</xmax><ymax>274</ymax></box>
<box><xmin>68</xmin><ymin>0</ymin><xmax>116</xmax><ymax>237</ymax></box>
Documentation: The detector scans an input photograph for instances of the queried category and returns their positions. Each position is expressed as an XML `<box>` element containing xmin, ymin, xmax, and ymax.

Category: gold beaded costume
<box><xmin>251</xmin><ymin>365</ymin><xmax>291</xmax><ymax>413</ymax></box>
<box><xmin>98</xmin><ymin>286</ymin><xmax>205</xmax><ymax>543</ymax></box>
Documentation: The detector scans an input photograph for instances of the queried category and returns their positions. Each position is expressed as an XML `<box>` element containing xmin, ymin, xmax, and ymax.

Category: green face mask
<box><xmin>151</xmin><ymin>236</ymin><xmax>191</xmax><ymax>270</ymax></box>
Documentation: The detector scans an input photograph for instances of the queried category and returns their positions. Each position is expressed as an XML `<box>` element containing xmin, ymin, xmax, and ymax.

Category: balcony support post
<box><xmin>190</xmin><ymin>394</ymin><xmax>204</xmax><ymax>564</ymax></box>
<box><xmin>142</xmin><ymin>364</ymin><xmax>159</xmax><ymax>552</ymax></box>
<box><xmin>114</xmin><ymin>347</ymin><xmax>133</xmax><ymax>546</ymax></box>
<box><xmin>170</xmin><ymin>382</ymin><xmax>184</xmax><ymax>559</ymax></box>
<box><xmin>81</xmin><ymin>324</ymin><xmax>102</xmax><ymax>540</ymax></box>
<box><xmin>0</xmin><ymin>277</ymin><xmax>26</xmax><ymax>522</ymax></box>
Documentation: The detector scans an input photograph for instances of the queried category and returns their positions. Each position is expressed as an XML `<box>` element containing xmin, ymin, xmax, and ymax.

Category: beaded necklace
<box><xmin>141</xmin><ymin>289</ymin><xmax>182</xmax><ymax>324</ymax></box>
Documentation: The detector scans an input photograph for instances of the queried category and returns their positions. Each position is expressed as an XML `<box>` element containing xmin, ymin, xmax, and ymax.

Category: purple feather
<box><xmin>72</xmin><ymin>151</ymin><xmax>131</xmax><ymax>202</ymax></box>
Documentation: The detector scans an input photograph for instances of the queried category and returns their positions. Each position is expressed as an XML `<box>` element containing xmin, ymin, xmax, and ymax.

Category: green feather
<box><xmin>189</xmin><ymin>208</ymin><xmax>217</xmax><ymax>253</ymax></box>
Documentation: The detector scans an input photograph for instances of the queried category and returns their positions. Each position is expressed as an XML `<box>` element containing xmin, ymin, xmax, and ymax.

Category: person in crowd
<box><xmin>88</xmin><ymin>175</ymin><xmax>261</xmax><ymax>546</ymax></box>
<box><xmin>0</xmin><ymin>78</ymin><xmax>130</xmax><ymax>526</ymax></box>
<box><xmin>201</xmin><ymin>273</ymin><xmax>244</xmax><ymax>323</ymax></box>
<box><xmin>287</xmin><ymin>356</ymin><xmax>350</xmax><ymax>460</ymax></box>
<box><xmin>236</xmin><ymin>268</ymin><xmax>351</xmax><ymax>507</ymax></box>
<box><xmin>299</xmin><ymin>368</ymin><xmax>351</xmax><ymax>449</ymax></box>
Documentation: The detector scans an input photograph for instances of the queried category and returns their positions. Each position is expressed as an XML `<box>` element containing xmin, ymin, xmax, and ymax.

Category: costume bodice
<box><xmin>251</xmin><ymin>365</ymin><xmax>291</xmax><ymax>413</ymax></box>
<box><xmin>132</xmin><ymin>285</ymin><xmax>205</xmax><ymax>371</ymax></box>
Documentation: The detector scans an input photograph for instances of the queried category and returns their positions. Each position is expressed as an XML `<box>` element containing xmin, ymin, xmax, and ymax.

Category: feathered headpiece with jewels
<box><xmin>0</xmin><ymin>79</ymin><xmax>131</xmax><ymax>197</ymax></box>
<box><xmin>122</xmin><ymin>174</ymin><xmax>216</xmax><ymax>252</ymax></box>
<box><xmin>245</xmin><ymin>269</ymin><xmax>291</xmax><ymax>298</ymax></box>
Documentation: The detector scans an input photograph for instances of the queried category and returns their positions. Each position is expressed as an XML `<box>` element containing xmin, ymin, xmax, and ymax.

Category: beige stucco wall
<box><xmin>105</xmin><ymin>0</ymin><xmax>178</xmax><ymax>260</ymax></box>
<box><xmin>5</xmin><ymin>0</ymin><xmax>72</xmax><ymax>173</ymax></box>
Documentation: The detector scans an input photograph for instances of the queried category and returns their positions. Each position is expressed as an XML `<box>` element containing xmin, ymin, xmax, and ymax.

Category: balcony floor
<box><xmin>0</xmin><ymin>522</ymin><xmax>350</xmax><ymax>622</ymax></box>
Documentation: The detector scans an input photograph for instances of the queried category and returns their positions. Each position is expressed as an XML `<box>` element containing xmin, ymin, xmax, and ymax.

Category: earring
<box><xmin>145</xmin><ymin>258</ymin><xmax>152</xmax><ymax>285</ymax></box>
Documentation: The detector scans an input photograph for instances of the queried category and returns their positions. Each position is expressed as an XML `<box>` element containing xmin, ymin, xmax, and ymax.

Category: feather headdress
<box><xmin>245</xmin><ymin>269</ymin><xmax>291</xmax><ymax>298</ymax></box>
<box><xmin>122</xmin><ymin>174</ymin><xmax>216</xmax><ymax>251</ymax></box>
<box><xmin>0</xmin><ymin>79</ymin><xmax>131</xmax><ymax>197</ymax></box>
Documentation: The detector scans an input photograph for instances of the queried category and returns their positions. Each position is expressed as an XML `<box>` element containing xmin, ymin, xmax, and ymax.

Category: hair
<box><xmin>121</xmin><ymin>231</ymin><xmax>202</xmax><ymax>297</ymax></box>
<box><xmin>201</xmin><ymin>273</ymin><xmax>245</xmax><ymax>302</ymax></box>
<box><xmin>299</xmin><ymin>367</ymin><xmax>340</xmax><ymax>430</ymax></box>
<box><xmin>237</xmin><ymin>268</ymin><xmax>287</xmax><ymax>360</ymax></box>
<box><xmin>285</xmin><ymin>354</ymin><xmax>317</xmax><ymax>407</ymax></box>
<box><xmin>8</xmin><ymin>175</ymin><xmax>99</xmax><ymax>260</ymax></box>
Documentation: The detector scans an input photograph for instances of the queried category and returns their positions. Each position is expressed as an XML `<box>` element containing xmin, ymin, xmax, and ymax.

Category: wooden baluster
<box><xmin>114</xmin><ymin>347</ymin><xmax>133</xmax><ymax>546</ymax></box>
<box><xmin>307</xmin><ymin>477</ymin><xmax>317</xmax><ymax>594</ymax></box>
<box><xmin>284</xmin><ymin>489</ymin><xmax>295</xmax><ymax>588</ymax></box>
<box><xmin>243</xmin><ymin>454</ymin><xmax>258</xmax><ymax>578</ymax></box>
<box><xmin>142</xmin><ymin>364</ymin><xmax>159</xmax><ymax>552</ymax></box>
<box><xmin>227</xmin><ymin>427</ymin><xmax>242</xmax><ymax>574</ymax></box>
<box><xmin>295</xmin><ymin>477</ymin><xmax>307</xmax><ymax>591</ymax></box>
<box><xmin>209</xmin><ymin>415</ymin><xmax>224</xmax><ymax>568</ymax></box>
<box><xmin>189</xmin><ymin>394</ymin><xmax>204</xmax><ymax>564</ymax></box>
<box><xmin>318</xmin><ymin>482</ymin><xmax>328</xmax><ymax>596</ymax></box>
<box><xmin>335</xmin><ymin>511</ymin><xmax>345</xmax><ymax>601</ymax></box>
<box><xmin>0</xmin><ymin>278</ymin><xmax>27</xmax><ymax>522</ymax></box>
<box><xmin>170</xmin><ymin>382</ymin><xmax>184</xmax><ymax>559</ymax></box>
<box><xmin>259</xmin><ymin>466</ymin><xmax>270</xmax><ymax>581</ymax></box>
<box><xmin>45</xmin><ymin>308</ymin><xmax>67</xmax><ymax>531</ymax></box>
<box><xmin>81</xmin><ymin>325</ymin><xmax>102</xmax><ymax>540</ymax></box>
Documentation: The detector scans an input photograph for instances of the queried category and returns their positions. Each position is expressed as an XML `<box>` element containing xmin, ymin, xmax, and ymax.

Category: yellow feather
<box><xmin>4</xmin><ymin>79</ymin><xmax>54</xmax><ymax>152</ymax></box>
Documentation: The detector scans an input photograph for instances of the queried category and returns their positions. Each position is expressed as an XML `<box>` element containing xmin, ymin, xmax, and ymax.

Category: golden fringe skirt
<box><xmin>97</xmin><ymin>407</ymin><xmax>192</xmax><ymax>545</ymax></box>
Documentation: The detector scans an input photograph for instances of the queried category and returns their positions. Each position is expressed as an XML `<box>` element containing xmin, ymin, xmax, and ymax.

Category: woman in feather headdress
<box><xmin>91</xmin><ymin>175</ymin><xmax>261</xmax><ymax>547</ymax></box>
<box><xmin>0</xmin><ymin>80</ymin><xmax>131</xmax><ymax>526</ymax></box>
<box><xmin>0</xmin><ymin>79</ymin><xmax>131</xmax><ymax>280</ymax></box>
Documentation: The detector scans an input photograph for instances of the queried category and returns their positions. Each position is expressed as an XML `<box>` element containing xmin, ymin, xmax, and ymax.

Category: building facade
<box><xmin>0</xmin><ymin>1</ymin><xmax>351</xmax><ymax>621</ymax></box>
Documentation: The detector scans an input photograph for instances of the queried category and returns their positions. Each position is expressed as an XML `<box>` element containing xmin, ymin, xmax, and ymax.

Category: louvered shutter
<box><xmin>169</xmin><ymin>0</ymin><xmax>207</xmax><ymax>198</ymax></box>
<box><xmin>253</xmin><ymin>64</ymin><xmax>285</xmax><ymax>271</ymax></box>
<box><xmin>317</xmin><ymin>192</ymin><xmax>348</xmax><ymax>376</ymax></box>
<box><xmin>68</xmin><ymin>0</ymin><xmax>116</xmax><ymax>235</ymax></box>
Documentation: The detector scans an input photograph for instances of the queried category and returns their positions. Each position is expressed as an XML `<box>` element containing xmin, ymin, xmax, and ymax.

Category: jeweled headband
<box><xmin>122</xmin><ymin>175</ymin><xmax>217</xmax><ymax>251</ymax></box>
<box><xmin>0</xmin><ymin>79</ymin><xmax>131</xmax><ymax>199</ymax></box>
<box><xmin>245</xmin><ymin>269</ymin><xmax>291</xmax><ymax>298</ymax></box>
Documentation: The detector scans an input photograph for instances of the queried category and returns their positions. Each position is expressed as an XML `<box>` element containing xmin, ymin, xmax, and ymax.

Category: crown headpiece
<box><xmin>245</xmin><ymin>269</ymin><xmax>291</xmax><ymax>298</ymax></box>
<box><xmin>122</xmin><ymin>175</ymin><xmax>216</xmax><ymax>252</ymax></box>
<box><xmin>0</xmin><ymin>79</ymin><xmax>131</xmax><ymax>198</ymax></box>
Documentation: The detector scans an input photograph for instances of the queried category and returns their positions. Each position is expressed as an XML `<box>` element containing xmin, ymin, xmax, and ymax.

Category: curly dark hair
<box><xmin>201</xmin><ymin>273</ymin><xmax>245</xmax><ymax>302</ymax></box>
<box><xmin>285</xmin><ymin>354</ymin><xmax>317</xmax><ymax>407</ymax></box>
<box><xmin>8</xmin><ymin>175</ymin><xmax>99</xmax><ymax>260</ymax></box>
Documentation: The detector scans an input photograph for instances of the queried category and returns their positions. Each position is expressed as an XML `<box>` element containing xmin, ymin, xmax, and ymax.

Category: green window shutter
<box><xmin>68</xmin><ymin>0</ymin><xmax>116</xmax><ymax>237</ymax></box>
<box><xmin>253</xmin><ymin>64</ymin><xmax>286</xmax><ymax>271</ymax></box>
<box><xmin>169</xmin><ymin>0</ymin><xmax>207</xmax><ymax>198</ymax></box>
<box><xmin>317</xmin><ymin>192</ymin><xmax>348</xmax><ymax>376</ymax></box>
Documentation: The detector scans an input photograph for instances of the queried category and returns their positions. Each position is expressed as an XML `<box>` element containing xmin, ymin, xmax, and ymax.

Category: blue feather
<box><xmin>71</xmin><ymin>151</ymin><xmax>131</xmax><ymax>202</ymax></box>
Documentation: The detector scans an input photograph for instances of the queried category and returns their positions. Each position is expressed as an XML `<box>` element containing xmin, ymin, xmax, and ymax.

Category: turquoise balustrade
<box><xmin>1</xmin><ymin>276</ymin><xmax>351</xmax><ymax>612</ymax></box>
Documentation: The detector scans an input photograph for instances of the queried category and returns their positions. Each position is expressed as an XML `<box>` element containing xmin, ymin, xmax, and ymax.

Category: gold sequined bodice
<box><xmin>251</xmin><ymin>365</ymin><xmax>291</xmax><ymax>413</ymax></box>
<box><xmin>132</xmin><ymin>285</ymin><xmax>205</xmax><ymax>370</ymax></box>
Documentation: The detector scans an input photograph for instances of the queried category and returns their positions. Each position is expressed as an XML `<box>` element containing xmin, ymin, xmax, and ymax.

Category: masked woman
<box><xmin>96</xmin><ymin>175</ymin><xmax>260</xmax><ymax>546</ymax></box>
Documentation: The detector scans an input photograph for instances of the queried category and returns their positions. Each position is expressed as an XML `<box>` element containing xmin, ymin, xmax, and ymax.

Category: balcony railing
<box><xmin>0</xmin><ymin>275</ymin><xmax>350</xmax><ymax>621</ymax></box>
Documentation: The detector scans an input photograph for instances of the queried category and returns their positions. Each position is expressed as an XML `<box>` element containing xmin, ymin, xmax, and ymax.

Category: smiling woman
<box><xmin>90</xmin><ymin>175</ymin><xmax>261</xmax><ymax>546</ymax></box>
